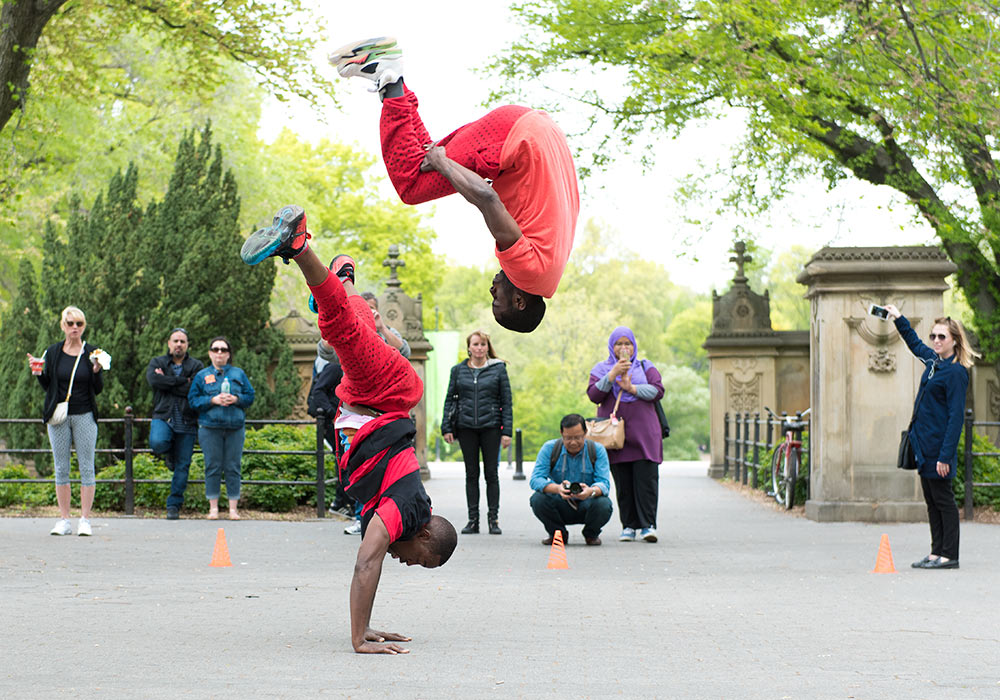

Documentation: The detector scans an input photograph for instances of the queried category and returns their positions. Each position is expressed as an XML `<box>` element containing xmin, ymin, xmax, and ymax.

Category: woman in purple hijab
<box><xmin>587</xmin><ymin>326</ymin><xmax>664</xmax><ymax>542</ymax></box>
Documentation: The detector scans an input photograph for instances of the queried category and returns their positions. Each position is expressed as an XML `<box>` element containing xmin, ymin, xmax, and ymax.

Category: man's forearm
<box><xmin>349</xmin><ymin>556</ymin><xmax>383</xmax><ymax>650</ymax></box>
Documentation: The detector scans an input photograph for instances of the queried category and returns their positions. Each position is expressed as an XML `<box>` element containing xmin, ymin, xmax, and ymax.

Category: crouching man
<box><xmin>529</xmin><ymin>414</ymin><xmax>613</xmax><ymax>546</ymax></box>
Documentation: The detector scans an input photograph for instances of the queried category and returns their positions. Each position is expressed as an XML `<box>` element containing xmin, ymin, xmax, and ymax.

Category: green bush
<box><xmin>954</xmin><ymin>428</ymin><xmax>1000</xmax><ymax>510</ymax></box>
<box><xmin>240</xmin><ymin>424</ymin><xmax>318</xmax><ymax>512</ymax></box>
<box><xmin>0</xmin><ymin>465</ymin><xmax>54</xmax><ymax>507</ymax></box>
<box><xmin>93</xmin><ymin>454</ymin><xmax>172</xmax><ymax>510</ymax></box>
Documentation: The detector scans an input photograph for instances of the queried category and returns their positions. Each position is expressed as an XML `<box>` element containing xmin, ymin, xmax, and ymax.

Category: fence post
<box><xmin>964</xmin><ymin>408</ymin><xmax>974</xmax><ymax>521</ymax></box>
<box><xmin>123</xmin><ymin>406</ymin><xmax>134</xmax><ymax>516</ymax></box>
<box><xmin>513</xmin><ymin>428</ymin><xmax>525</xmax><ymax>480</ymax></box>
<box><xmin>752</xmin><ymin>412</ymin><xmax>760</xmax><ymax>489</ymax></box>
<box><xmin>316</xmin><ymin>409</ymin><xmax>327</xmax><ymax>519</ymax></box>
<box><xmin>742</xmin><ymin>413</ymin><xmax>750</xmax><ymax>485</ymax></box>
<box><xmin>733</xmin><ymin>413</ymin><xmax>742</xmax><ymax>483</ymax></box>
<box><xmin>723</xmin><ymin>412</ymin><xmax>730</xmax><ymax>477</ymax></box>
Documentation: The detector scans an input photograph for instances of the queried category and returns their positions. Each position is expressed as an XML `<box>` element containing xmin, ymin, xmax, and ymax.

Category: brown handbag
<box><xmin>586</xmin><ymin>390</ymin><xmax>625</xmax><ymax>450</ymax></box>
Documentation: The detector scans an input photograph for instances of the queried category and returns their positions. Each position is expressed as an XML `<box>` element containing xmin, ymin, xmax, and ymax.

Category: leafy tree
<box><xmin>2</xmin><ymin>124</ymin><xmax>296</xmax><ymax>460</ymax></box>
<box><xmin>0</xmin><ymin>259</ymin><xmax>47</xmax><ymax>468</ymax></box>
<box><xmin>659</xmin><ymin>365</ymin><xmax>710</xmax><ymax>460</ymax></box>
<box><xmin>664</xmin><ymin>301</ymin><xmax>712</xmax><ymax>378</ymax></box>
<box><xmin>0</xmin><ymin>0</ymin><xmax>328</xmax><ymax>138</ymax></box>
<box><xmin>497</xmin><ymin>0</ymin><xmax>1000</xmax><ymax>361</ymax></box>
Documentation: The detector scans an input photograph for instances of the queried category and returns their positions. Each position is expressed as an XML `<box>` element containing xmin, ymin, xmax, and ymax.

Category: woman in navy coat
<box><xmin>885</xmin><ymin>305</ymin><xmax>975</xmax><ymax>569</ymax></box>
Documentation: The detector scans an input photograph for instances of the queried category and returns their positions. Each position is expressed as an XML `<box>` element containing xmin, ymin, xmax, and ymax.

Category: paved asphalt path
<box><xmin>1</xmin><ymin>461</ymin><xmax>998</xmax><ymax>699</ymax></box>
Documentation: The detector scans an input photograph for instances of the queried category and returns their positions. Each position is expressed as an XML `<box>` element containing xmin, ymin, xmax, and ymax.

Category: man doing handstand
<box><xmin>329</xmin><ymin>37</ymin><xmax>580</xmax><ymax>333</ymax></box>
<box><xmin>242</xmin><ymin>205</ymin><xmax>458</xmax><ymax>654</ymax></box>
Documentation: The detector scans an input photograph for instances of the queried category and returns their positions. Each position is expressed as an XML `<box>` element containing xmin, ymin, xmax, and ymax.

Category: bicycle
<box><xmin>763</xmin><ymin>407</ymin><xmax>811</xmax><ymax>509</ymax></box>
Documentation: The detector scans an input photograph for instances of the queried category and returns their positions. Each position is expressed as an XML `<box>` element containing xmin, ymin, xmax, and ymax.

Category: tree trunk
<box><xmin>0</xmin><ymin>0</ymin><xmax>67</xmax><ymax>134</ymax></box>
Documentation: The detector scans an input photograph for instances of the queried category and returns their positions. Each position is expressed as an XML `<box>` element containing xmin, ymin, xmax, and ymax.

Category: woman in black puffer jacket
<box><xmin>442</xmin><ymin>330</ymin><xmax>513</xmax><ymax>536</ymax></box>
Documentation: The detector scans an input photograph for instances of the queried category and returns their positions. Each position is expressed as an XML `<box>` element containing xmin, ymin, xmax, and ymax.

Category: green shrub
<box><xmin>954</xmin><ymin>428</ymin><xmax>1000</xmax><ymax>510</ymax></box>
<box><xmin>0</xmin><ymin>464</ymin><xmax>57</xmax><ymax>507</ymax></box>
<box><xmin>94</xmin><ymin>454</ymin><xmax>172</xmax><ymax>510</ymax></box>
<box><xmin>239</xmin><ymin>424</ymin><xmax>318</xmax><ymax>512</ymax></box>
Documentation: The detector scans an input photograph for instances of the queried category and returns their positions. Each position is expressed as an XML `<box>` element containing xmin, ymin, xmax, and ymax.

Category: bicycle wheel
<box><xmin>771</xmin><ymin>445</ymin><xmax>788</xmax><ymax>505</ymax></box>
<box><xmin>783</xmin><ymin>450</ymin><xmax>799</xmax><ymax>510</ymax></box>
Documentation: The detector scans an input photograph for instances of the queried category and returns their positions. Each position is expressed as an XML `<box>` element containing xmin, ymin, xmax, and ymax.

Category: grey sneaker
<box><xmin>77</xmin><ymin>518</ymin><xmax>92</xmax><ymax>536</ymax></box>
<box><xmin>50</xmin><ymin>519</ymin><xmax>72</xmax><ymax>536</ymax></box>
<box><xmin>344</xmin><ymin>520</ymin><xmax>362</xmax><ymax>535</ymax></box>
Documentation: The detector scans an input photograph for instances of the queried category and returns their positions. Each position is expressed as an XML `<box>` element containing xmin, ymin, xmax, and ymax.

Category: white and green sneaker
<box><xmin>330</xmin><ymin>36</ymin><xmax>402</xmax><ymax>86</ymax></box>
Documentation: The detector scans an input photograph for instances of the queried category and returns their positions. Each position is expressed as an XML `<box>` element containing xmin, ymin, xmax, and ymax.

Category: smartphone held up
<box><xmin>868</xmin><ymin>304</ymin><xmax>890</xmax><ymax>320</ymax></box>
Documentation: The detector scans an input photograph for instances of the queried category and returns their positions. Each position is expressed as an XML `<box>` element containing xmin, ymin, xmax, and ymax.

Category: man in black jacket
<box><xmin>146</xmin><ymin>328</ymin><xmax>204</xmax><ymax>519</ymax></box>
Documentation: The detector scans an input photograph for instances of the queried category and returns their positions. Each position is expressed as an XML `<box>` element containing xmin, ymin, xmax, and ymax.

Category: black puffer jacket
<box><xmin>441</xmin><ymin>359</ymin><xmax>512</xmax><ymax>436</ymax></box>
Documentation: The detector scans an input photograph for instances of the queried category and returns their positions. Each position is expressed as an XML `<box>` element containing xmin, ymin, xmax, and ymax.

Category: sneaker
<box><xmin>328</xmin><ymin>254</ymin><xmax>356</xmax><ymax>284</ymax></box>
<box><xmin>240</xmin><ymin>205</ymin><xmax>311</xmax><ymax>265</ymax></box>
<box><xmin>344</xmin><ymin>520</ymin><xmax>362</xmax><ymax>535</ymax></box>
<box><xmin>77</xmin><ymin>518</ymin><xmax>92</xmax><ymax>536</ymax></box>
<box><xmin>50</xmin><ymin>519</ymin><xmax>72</xmax><ymax>536</ymax></box>
<box><xmin>640</xmin><ymin>527</ymin><xmax>658</xmax><ymax>543</ymax></box>
<box><xmin>308</xmin><ymin>294</ymin><xmax>318</xmax><ymax>314</ymax></box>
<box><xmin>329</xmin><ymin>36</ymin><xmax>402</xmax><ymax>83</ymax></box>
<box><xmin>619</xmin><ymin>528</ymin><xmax>636</xmax><ymax>542</ymax></box>
<box><xmin>166</xmin><ymin>507</ymin><xmax>180</xmax><ymax>520</ymax></box>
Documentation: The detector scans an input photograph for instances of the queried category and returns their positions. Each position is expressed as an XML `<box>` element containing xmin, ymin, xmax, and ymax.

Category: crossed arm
<box><xmin>421</xmin><ymin>145</ymin><xmax>522</xmax><ymax>251</ymax></box>
<box><xmin>350</xmin><ymin>514</ymin><xmax>411</xmax><ymax>654</ymax></box>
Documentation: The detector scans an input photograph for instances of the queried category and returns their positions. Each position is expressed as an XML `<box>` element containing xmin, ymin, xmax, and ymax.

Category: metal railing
<box><xmin>0</xmin><ymin>407</ymin><xmax>336</xmax><ymax>517</ymax></box>
<box><xmin>962</xmin><ymin>409</ymin><xmax>1000</xmax><ymax>520</ymax></box>
<box><xmin>723</xmin><ymin>411</ymin><xmax>811</xmax><ymax>495</ymax></box>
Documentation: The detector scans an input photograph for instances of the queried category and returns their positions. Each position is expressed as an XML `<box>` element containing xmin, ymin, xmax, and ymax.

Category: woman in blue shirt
<box><xmin>885</xmin><ymin>305</ymin><xmax>975</xmax><ymax>570</ymax></box>
<box><xmin>188</xmin><ymin>336</ymin><xmax>255</xmax><ymax>520</ymax></box>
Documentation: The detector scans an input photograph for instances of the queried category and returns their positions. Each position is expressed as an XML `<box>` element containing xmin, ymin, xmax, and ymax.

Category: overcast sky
<box><xmin>258</xmin><ymin>1</ymin><xmax>936</xmax><ymax>293</ymax></box>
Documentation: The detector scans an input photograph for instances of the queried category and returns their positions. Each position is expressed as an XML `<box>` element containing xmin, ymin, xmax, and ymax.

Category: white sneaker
<box><xmin>330</xmin><ymin>36</ymin><xmax>403</xmax><ymax>86</ymax></box>
<box><xmin>344</xmin><ymin>520</ymin><xmax>362</xmax><ymax>535</ymax></box>
<box><xmin>77</xmin><ymin>518</ymin><xmax>92</xmax><ymax>536</ymax></box>
<box><xmin>50</xmin><ymin>519</ymin><xmax>72</xmax><ymax>536</ymax></box>
<box><xmin>619</xmin><ymin>527</ymin><xmax>636</xmax><ymax>542</ymax></box>
<box><xmin>640</xmin><ymin>527</ymin><xmax>658</xmax><ymax>543</ymax></box>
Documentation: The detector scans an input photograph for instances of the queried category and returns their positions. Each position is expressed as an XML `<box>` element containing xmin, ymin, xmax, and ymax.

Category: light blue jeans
<box><xmin>47</xmin><ymin>413</ymin><xmax>98</xmax><ymax>486</ymax></box>
<box><xmin>198</xmin><ymin>426</ymin><xmax>245</xmax><ymax>501</ymax></box>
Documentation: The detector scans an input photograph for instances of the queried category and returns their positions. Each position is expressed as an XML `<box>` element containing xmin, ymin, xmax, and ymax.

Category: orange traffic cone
<box><xmin>871</xmin><ymin>533</ymin><xmax>896</xmax><ymax>573</ymax></box>
<box><xmin>547</xmin><ymin>530</ymin><xmax>569</xmax><ymax>570</ymax></box>
<box><xmin>210</xmin><ymin>527</ymin><xmax>232</xmax><ymax>567</ymax></box>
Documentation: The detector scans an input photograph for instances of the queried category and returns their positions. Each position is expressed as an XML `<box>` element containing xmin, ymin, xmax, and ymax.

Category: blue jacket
<box><xmin>188</xmin><ymin>364</ymin><xmax>255</xmax><ymax>430</ymax></box>
<box><xmin>530</xmin><ymin>438</ymin><xmax>611</xmax><ymax>495</ymax></box>
<box><xmin>895</xmin><ymin>316</ymin><xmax>969</xmax><ymax>479</ymax></box>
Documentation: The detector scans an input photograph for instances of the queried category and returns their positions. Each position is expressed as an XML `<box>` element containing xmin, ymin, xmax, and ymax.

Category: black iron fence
<box><xmin>0</xmin><ymin>407</ymin><xmax>336</xmax><ymax>517</ymax></box>
<box><xmin>962</xmin><ymin>409</ymin><xmax>1000</xmax><ymax>520</ymax></box>
<box><xmin>723</xmin><ymin>411</ymin><xmax>811</xmax><ymax>495</ymax></box>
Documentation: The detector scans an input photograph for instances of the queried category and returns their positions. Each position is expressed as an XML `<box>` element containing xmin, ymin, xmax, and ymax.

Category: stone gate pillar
<box><xmin>796</xmin><ymin>246</ymin><xmax>956</xmax><ymax>521</ymax></box>
<box><xmin>379</xmin><ymin>245</ymin><xmax>432</xmax><ymax>479</ymax></box>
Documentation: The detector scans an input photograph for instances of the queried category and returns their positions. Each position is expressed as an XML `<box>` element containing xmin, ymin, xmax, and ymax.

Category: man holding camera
<box><xmin>529</xmin><ymin>414</ymin><xmax>613</xmax><ymax>545</ymax></box>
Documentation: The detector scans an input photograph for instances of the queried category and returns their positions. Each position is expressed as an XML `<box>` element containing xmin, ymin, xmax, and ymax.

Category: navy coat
<box><xmin>895</xmin><ymin>316</ymin><xmax>969</xmax><ymax>479</ymax></box>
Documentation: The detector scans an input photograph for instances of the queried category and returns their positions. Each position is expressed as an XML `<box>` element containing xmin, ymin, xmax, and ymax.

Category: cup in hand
<box><xmin>28</xmin><ymin>354</ymin><xmax>44</xmax><ymax>375</ymax></box>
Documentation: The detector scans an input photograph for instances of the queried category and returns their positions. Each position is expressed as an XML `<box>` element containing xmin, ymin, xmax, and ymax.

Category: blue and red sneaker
<box><xmin>240</xmin><ymin>205</ymin><xmax>311</xmax><ymax>265</ymax></box>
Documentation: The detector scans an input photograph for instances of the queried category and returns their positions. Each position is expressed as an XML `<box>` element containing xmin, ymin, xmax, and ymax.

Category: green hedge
<box><xmin>954</xmin><ymin>428</ymin><xmax>1000</xmax><ymax>510</ymax></box>
<box><xmin>1</xmin><ymin>424</ymin><xmax>327</xmax><ymax>513</ymax></box>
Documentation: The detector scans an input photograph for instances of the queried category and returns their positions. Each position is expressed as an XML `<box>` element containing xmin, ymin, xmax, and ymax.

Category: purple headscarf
<box><xmin>590</xmin><ymin>326</ymin><xmax>648</xmax><ymax>403</ymax></box>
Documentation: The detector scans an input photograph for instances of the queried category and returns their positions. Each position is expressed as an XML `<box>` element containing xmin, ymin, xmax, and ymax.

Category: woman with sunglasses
<box><xmin>188</xmin><ymin>337</ymin><xmax>255</xmax><ymax>520</ymax></box>
<box><xmin>884</xmin><ymin>305</ymin><xmax>975</xmax><ymax>570</ymax></box>
<box><xmin>29</xmin><ymin>306</ymin><xmax>104</xmax><ymax>536</ymax></box>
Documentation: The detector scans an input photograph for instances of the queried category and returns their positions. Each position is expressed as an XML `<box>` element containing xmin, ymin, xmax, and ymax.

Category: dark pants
<box><xmin>529</xmin><ymin>491</ymin><xmax>613</xmax><ymax>540</ymax></box>
<box><xmin>921</xmin><ymin>476</ymin><xmax>960</xmax><ymax>560</ymax></box>
<box><xmin>150</xmin><ymin>419</ymin><xmax>197</xmax><ymax>510</ymax></box>
<box><xmin>611</xmin><ymin>459</ymin><xmax>659</xmax><ymax>529</ymax></box>
<box><xmin>457</xmin><ymin>427</ymin><xmax>502</xmax><ymax>520</ymax></box>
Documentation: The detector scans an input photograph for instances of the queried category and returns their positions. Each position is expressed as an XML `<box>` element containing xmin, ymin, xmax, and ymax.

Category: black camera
<box><xmin>567</xmin><ymin>481</ymin><xmax>584</xmax><ymax>495</ymax></box>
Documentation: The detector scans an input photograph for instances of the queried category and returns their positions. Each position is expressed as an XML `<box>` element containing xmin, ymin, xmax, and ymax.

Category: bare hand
<box><xmin>92</xmin><ymin>360</ymin><xmax>101</xmax><ymax>373</ymax></box>
<box><xmin>610</xmin><ymin>358</ymin><xmax>630</xmax><ymax>379</ymax></box>
<box><xmin>27</xmin><ymin>353</ymin><xmax>43</xmax><ymax>376</ymax></box>
<box><xmin>373</xmin><ymin>310</ymin><xmax>386</xmax><ymax>333</ymax></box>
<box><xmin>354</xmin><ymin>640</ymin><xmax>410</xmax><ymax>655</ymax></box>
<box><xmin>365</xmin><ymin>627</ymin><xmax>411</xmax><ymax>644</ymax></box>
<box><xmin>501</xmin><ymin>435</ymin><xmax>511</xmax><ymax>449</ymax></box>
<box><xmin>936</xmin><ymin>461</ymin><xmax>950</xmax><ymax>477</ymax></box>
<box><xmin>557</xmin><ymin>482</ymin><xmax>574</xmax><ymax>501</ymax></box>
<box><xmin>442</xmin><ymin>432</ymin><xmax>455</xmax><ymax>444</ymax></box>
<box><xmin>154</xmin><ymin>368</ymin><xmax>164</xmax><ymax>375</ymax></box>
<box><xmin>884</xmin><ymin>304</ymin><xmax>901</xmax><ymax>320</ymax></box>
<box><xmin>420</xmin><ymin>144</ymin><xmax>448</xmax><ymax>173</ymax></box>
<box><xmin>619</xmin><ymin>372</ymin><xmax>635</xmax><ymax>394</ymax></box>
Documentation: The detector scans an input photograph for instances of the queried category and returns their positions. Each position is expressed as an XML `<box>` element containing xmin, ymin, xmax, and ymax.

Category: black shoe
<box><xmin>585</xmin><ymin>536</ymin><xmax>602</xmax><ymax>546</ymax></box>
<box><xmin>923</xmin><ymin>558</ymin><xmax>959</xmax><ymax>569</ymax></box>
<box><xmin>166</xmin><ymin>507</ymin><xmax>179</xmax><ymax>520</ymax></box>
<box><xmin>163</xmin><ymin>452</ymin><xmax>174</xmax><ymax>472</ymax></box>
<box><xmin>911</xmin><ymin>555</ymin><xmax>932</xmax><ymax>568</ymax></box>
<box><xmin>488</xmin><ymin>520</ymin><xmax>502</xmax><ymax>535</ymax></box>
<box><xmin>461</xmin><ymin>520</ymin><xmax>479</xmax><ymax>534</ymax></box>
<box><xmin>240</xmin><ymin>205</ymin><xmax>311</xmax><ymax>265</ymax></box>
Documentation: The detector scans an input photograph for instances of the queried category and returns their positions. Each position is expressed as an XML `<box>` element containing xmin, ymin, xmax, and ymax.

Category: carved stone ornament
<box><xmin>868</xmin><ymin>349</ymin><xmax>896</xmax><ymax>373</ymax></box>
<box><xmin>727</xmin><ymin>373</ymin><xmax>761</xmax><ymax>413</ymax></box>
<box><xmin>845</xmin><ymin>316</ymin><xmax>919</xmax><ymax>347</ymax></box>
<box><xmin>732</xmin><ymin>358</ymin><xmax>759</xmax><ymax>376</ymax></box>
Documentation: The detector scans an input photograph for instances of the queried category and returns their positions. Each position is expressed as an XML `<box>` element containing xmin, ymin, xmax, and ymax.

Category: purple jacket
<box><xmin>587</xmin><ymin>361</ymin><xmax>664</xmax><ymax>464</ymax></box>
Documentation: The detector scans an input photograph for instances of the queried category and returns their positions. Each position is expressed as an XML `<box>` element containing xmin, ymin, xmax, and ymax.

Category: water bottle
<box><xmin>220</xmin><ymin>377</ymin><xmax>231</xmax><ymax>394</ymax></box>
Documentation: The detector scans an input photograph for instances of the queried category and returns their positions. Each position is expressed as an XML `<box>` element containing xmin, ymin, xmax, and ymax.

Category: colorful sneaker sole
<box><xmin>328</xmin><ymin>36</ymin><xmax>397</xmax><ymax>66</ymax></box>
<box><xmin>240</xmin><ymin>205</ymin><xmax>309</xmax><ymax>265</ymax></box>
<box><xmin>308</xmin><ymin>294</ymin><xmax>318</xmax><ymax>314</ymax></box>
<box><xmin>329</xmin><ymin>254</ymin><xmax>356</xmax><ymax>284</ymax></box>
